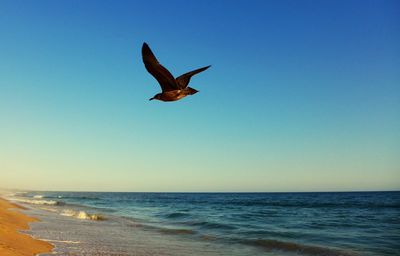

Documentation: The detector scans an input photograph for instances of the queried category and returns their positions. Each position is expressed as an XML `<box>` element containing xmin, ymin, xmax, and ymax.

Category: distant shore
<box><xmin>0</xmin><ymin>197</ymin><xmax>53</xmax><ymax>256</ymax></box>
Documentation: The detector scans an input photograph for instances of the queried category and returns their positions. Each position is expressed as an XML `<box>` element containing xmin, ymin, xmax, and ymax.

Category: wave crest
<box><xmin>60</xmin><ymin>209</ymin><xmax>105</xmax><ymax>221</ymax></box>
<box><xmin>12</xmin><ymin>198</ymin><xmax>62</xmax><ymax>206</ymax></box>
<box><xmin>165</xmin><ymin>212</ymin><xmax>190</xmax><ymax>219</ymax></box>
<box><xmin>189</xmin><ymin>221</ymin><xmax>236</xmax><ymax>230</ymax></box>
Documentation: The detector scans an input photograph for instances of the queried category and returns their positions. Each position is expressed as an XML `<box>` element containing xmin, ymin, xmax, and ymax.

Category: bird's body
<box><xmin>152</xmin><ymin>88</ymin><xmax>199</xmax><ymax>102</ymax></box>
<box><xmin>141</xmin><ymin>42</ymin><xmax>210</xmax><ymax>102</ymax></box>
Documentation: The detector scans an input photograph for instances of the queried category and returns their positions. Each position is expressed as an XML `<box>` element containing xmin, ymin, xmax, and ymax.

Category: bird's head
<box><xmin>149</xmin><ymin>93</ymin><xmax>162</xmax><ymax>101</ymax></box>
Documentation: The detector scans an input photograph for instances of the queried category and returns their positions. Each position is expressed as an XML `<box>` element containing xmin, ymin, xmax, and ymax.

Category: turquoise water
<box><xmin>10</xmin><ymin>191</ymin><xmax>400</xmax><ymax>255</ymax></box>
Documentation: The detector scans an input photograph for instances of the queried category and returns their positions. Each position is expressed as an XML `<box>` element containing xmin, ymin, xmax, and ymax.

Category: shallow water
<box><xmin>8</xmin><ymin>191</ymin><xmax>400</xmax><ymax>255</ymax></box>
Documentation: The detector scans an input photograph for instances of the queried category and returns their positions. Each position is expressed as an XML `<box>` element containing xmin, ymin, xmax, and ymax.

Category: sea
<box><xmin>5</xmin><ymin>191</ymin><xmax>400</xmax><ymax>256</ymax></box>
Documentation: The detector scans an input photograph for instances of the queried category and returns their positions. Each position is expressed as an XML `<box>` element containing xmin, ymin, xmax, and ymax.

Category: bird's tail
<box><xmin>186</xmin><ymin>87</ymin><xmax>199</xmax><ymax>95</ymax></box>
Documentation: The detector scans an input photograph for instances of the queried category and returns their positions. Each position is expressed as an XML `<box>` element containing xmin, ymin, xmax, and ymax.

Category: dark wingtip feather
<box><xmin>142</xmin><ymin>42</ymin><xmax>150</xmax><ymax>52</ymax></box>
<box><xmin>203</xmin><ymin>65</ymin><xmax>211</xmax><ymax>71</ymax></box>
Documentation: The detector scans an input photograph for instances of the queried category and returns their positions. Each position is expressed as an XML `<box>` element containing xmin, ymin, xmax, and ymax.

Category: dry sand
<box><xmin>0</xmin><ymin>198</ymin><xmax>53</xmax><ymax>256</ymax></box>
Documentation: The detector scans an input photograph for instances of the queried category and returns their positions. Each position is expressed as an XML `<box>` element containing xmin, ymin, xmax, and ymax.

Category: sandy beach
<box><xmin>0</xmin><ymin>198</ymin><xmax>53</xmax><ymax>256</ymax></box>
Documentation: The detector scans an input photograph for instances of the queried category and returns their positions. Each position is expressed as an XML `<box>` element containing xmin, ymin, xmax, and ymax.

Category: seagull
<box><xmin>141</xmin><ymin>42</ymin><xmax>210</xmax><ymax>102</ymax></box>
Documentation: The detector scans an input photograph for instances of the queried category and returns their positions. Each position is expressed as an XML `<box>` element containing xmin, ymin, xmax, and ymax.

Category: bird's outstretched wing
<box><xmin>142</xmin><ymin>43</ymin><xmax>178</xmax><ymax>92</ymax></box>
<box><xmin>175</xmin><ymin>65</ymin><xmax>211</xmax><ymax>89</ymax></box>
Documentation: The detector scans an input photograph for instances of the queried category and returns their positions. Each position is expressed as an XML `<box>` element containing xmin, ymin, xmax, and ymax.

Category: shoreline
<box><xmin>1</xmin><ymin>191</ymin><xmax>398</xmax><ymax>256</ymax></box>
<box><xmin>0</xmin><ymin>197</ymin><xmax>54</xmax><ymax>256</ymax></box>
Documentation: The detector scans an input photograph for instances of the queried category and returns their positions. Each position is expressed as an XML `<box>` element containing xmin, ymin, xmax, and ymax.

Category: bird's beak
<box><xmin>149</xmin><ymin>97</ymin><xmax>155</xmax><ymax>101</ymax></box>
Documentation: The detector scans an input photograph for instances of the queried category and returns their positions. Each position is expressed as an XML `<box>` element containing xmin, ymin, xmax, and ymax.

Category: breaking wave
<box><xmin>12</xmin><ymin>198</ymin><xmax>62</xmax><ymax>206</ymax></box>
<box><xmin>60</xmin><ymin>209</ymin><xmax>105</xmax><ymax>221</ymax></box>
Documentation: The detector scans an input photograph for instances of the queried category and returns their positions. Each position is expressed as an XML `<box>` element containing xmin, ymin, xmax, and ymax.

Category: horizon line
<box><xmin>1</xmin><ymin>188</ymin><xmax>399</xmax><ymax>194</ymax></box>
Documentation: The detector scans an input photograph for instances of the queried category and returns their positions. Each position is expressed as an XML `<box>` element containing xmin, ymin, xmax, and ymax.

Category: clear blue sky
<box><xmin>0</xmin><ymin>0</ymin><xmax>399</xmax><ymax>192</ymax></box>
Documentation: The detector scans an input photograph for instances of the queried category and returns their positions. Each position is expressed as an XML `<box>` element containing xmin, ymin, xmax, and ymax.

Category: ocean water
<box><xmin>6</xmin><ymin>191</ymin><xmax>400</xmax><ymax>256</ymax></box>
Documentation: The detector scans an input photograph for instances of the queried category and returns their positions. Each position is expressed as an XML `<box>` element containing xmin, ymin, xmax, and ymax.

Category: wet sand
<box><xmin>0</xmin><ymin>198</ymin><xmax>53</xmax><ymax>256</ymax></box>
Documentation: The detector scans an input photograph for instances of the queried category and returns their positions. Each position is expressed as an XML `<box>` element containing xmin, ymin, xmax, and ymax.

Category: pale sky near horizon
<box><xmin>1</xmin><ymin>0</ymin><xmax>399</xmax><ymax>192</ymax></box>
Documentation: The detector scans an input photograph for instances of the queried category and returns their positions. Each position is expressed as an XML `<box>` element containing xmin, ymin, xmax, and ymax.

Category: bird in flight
<box><xmin>142</xmin><ymin>42</ymin><xmax>210</xmax><ymax>102</ymax></box>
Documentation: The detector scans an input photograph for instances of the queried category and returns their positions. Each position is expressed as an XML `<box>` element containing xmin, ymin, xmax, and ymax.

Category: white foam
<box><xmin>60</xmin><ymin>209</ymin><xmax>104</xmax><ymax>221</ymax></box>
<box><xmin>88</xmin><ymin>213</ymin><xmax>104</xmax><ymax>221</ymax></box>
<box><xmin>76</xmin><ymin>211</ymin><xmax>90</xmax><ymax>219</ymax></box>
<box><xmin>12</xmin><ymin>198</ymin><xmax>59</xmax><ymax>205</ymax></box>
<box><xmin>60</xmin><ymin>209</ymin><xmax>77</xmax><ymax>217</ymax></box>
<box><xmin>42</xmin><ymin>239</ymin><xmax>82</xmax><ymax>244</ymax></box>
<box><xmin>33</xmin><ymin>195</ymin><xmax>44</xmax><ymax>199</ymax></box>
<box><xmin>76</xmin><ymin>210</ymin><xmax>104</xmax><ymax>220</ymax></box>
